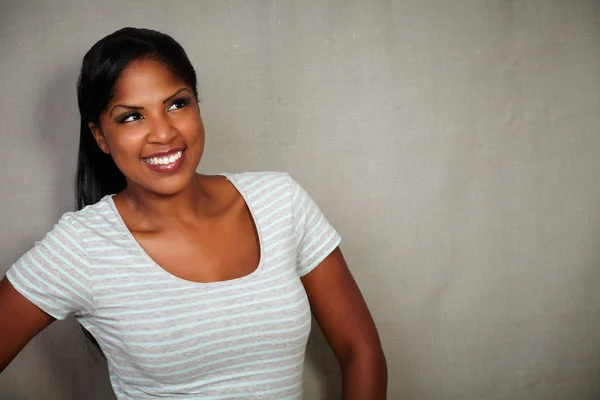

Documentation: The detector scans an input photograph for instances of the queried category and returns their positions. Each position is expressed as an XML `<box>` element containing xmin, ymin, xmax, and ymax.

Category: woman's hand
<box><xmin>301</xmin><ymin>248</ymin><xmax>388</xmax><ymax>399</ymax></box>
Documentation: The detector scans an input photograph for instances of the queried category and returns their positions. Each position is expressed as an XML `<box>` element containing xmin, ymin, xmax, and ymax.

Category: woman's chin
<box><xmin>126</xmin><ymin>170</ymin><xmax>198</xmax><ymax>198</ymax></box>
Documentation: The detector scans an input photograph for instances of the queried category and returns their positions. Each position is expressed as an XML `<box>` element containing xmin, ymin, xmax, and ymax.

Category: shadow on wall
<box><xmin>1</xmin><ymin>64</ymin><xmax>115</xmax><ymax>399</ymax></box>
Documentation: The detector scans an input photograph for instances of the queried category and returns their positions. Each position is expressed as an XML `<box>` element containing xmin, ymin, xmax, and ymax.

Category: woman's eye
<box><xmin>168</xmin><ymin>97</ymin><xmax>191</xmax><ymax>112</ymax></box>
<box><xmin>118</xmin><ymin>112</ymin><xmax>143</xmax><ymax>123</ymax></box>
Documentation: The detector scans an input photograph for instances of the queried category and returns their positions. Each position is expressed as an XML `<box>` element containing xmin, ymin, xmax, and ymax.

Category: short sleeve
<box><xmin>289</xmin><ymin>175</ymin><xmax>342</xmax><ymax>277</ymax></box>
<box><xmin>5</xmin><ymin>215</ymin><xmax>94</xmax><ymax>320</ymax></box>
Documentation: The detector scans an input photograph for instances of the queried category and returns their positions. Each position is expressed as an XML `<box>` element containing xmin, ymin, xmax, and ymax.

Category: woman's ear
<box><xmin>88</xmin><ymin>122</ymin><xmax>110</xmax><ymax>154</ymax></box>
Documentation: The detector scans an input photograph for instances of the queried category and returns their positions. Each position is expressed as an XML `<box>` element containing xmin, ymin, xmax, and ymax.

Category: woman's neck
<box><xmin>117</xmin><ymin>174</ymin><xmax>214</xmax><ymax>226</ymax></box>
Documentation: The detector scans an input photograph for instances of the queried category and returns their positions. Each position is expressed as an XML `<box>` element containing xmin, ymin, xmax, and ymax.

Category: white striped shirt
<box><xmin>6</xmin><ymin>172</ymin><xmax>341</xmax><ymax>399</ymax></box>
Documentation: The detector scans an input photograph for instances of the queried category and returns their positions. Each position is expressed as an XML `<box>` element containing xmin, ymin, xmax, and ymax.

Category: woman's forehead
<box><xmin>111</xmin><ymin>60</ymin><xmax>186</xmax><ymax>101</ymax></box>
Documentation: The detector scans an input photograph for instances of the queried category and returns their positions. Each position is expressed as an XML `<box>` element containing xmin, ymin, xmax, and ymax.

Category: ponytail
<box><xmin>75</xmin><ymin>120</ymin><xmax>126</xmax><ymax>210</ymax></box>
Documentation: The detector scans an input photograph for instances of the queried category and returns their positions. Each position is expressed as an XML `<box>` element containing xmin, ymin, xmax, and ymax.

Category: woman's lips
<box><xmin>142</xmin><ymin>149</ymin><xmax>186</xmax><ymax>173</ymax></box>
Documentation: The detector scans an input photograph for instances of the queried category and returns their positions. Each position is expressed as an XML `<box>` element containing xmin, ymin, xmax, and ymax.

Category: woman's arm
<box><xmin>0</xmin><ymin>277</ymin><xmax>54</xmax><ymax>372</ymax></box>
<box><xmin>301</xmin><ymin>247</ymin><xmax>387</xmax><ymax>399</ymax></box>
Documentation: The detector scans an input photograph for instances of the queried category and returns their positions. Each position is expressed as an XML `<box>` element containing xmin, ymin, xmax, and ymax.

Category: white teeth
<box><xmin>145</xmin><ymin>150</ymin><xmax>183</xmax><ymax>166</ymax></box>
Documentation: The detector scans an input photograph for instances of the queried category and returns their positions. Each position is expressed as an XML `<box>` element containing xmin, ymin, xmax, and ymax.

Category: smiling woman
<box><xmin>0</xmin><ymin>27</ymin><xmax>387</xmax><ymax>399</ymax></box>
<box><xmin>88</xmin><ymin>60</ymin><xmax>205</xmax><ymax>196</ymax></box>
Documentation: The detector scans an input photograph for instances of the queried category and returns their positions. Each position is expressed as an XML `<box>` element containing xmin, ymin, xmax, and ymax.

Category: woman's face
<box><xmin>90</xmin><ymin>60</ymin><xmax>204</xmax><ymax>197</ymax></box>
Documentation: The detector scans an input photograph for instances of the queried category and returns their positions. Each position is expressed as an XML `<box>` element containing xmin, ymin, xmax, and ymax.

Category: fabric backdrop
<box><xmin>1</xmin><ymin>1</ymin><xmax>599</xmax><ymax>399</ymax></box>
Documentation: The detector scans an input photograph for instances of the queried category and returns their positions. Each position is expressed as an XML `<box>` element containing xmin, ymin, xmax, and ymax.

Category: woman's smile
<box><xmin>142</xmin><ymin>148</ymin><xmax>186</xmax><ymax>173</ymax></box>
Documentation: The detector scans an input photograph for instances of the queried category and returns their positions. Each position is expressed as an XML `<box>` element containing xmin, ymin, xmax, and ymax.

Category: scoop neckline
<box><xmin>104</xmin><ymin>173</ymin><xmax>265</xmax><ymax>288</ymax></box>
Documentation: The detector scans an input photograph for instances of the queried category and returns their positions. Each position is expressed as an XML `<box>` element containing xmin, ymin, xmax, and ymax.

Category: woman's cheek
<box><xmin>114</xmin><ymin>128</ymin><xmax>145</xmax><ymax>155</ymax></box>
<box><xmin>108</xmin><ymin>135</ymin><xmax>141</xmax><ymax>169</ymax></box>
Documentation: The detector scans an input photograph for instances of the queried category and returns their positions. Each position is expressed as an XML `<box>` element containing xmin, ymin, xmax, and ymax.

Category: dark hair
<box><xmin>76</xmin><ymin>27</ymin><xmax>198</xmax><ymax>209</ymax></box>
<box><xmin>74</xmin><ymin>27</ymin><xmax>198</xmax><ymax>352</ymax></box>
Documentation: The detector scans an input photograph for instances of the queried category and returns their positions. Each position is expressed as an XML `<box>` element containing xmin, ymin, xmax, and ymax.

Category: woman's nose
<box><xmin>147</xmin><ymin>114</ymin><xmax>177</xmax><ymax>144</ymax></box>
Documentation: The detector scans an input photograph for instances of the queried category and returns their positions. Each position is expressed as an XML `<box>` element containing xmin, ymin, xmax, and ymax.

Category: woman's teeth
<box><xmin>144</xmin><ymin>150</ymin><xmax>183</xmax><ymax>165</ymax></box>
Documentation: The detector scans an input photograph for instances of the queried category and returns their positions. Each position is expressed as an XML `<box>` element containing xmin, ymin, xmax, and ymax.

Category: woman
<box><xmin>0</xmin><ymin>28</ymin><xmax>387</xmax><ymax>399</ymax></box>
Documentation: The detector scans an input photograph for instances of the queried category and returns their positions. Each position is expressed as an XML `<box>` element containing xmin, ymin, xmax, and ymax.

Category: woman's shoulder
<box><xmin>57</xmin><ymin>195</ymin><xmax>116</xmax><ymax>232</ymax></box>
<box><xmin>219</xmin><ymin>171</ymin><xmax>293</xmax><ymax>190</ymax></box>
<box><xmin>220</xmin><ymin>170</ymin><xmax>290</xmax><ymax>182</ymax></box>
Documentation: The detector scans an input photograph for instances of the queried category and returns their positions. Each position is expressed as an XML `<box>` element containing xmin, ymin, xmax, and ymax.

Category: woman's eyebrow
<box><xmin>109</xmin><ymin>104</ymin><xmax>143</xmax><ymax>117</ymax></box>
<box><xmin>109</xmin><ymin>88</ymin><xmax>191</xmax><ymax>117</ymax></box>
<box><xmin>162</xmin><ymin>88</ymin><xmax>190</xmax><ymax>104</ymax></box>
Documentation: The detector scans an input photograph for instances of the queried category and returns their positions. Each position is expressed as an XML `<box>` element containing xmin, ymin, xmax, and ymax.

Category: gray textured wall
<box><xmin>1</xmin><ymin>1</ymin><xmax>600</xmax><ymax>399</ymax></box>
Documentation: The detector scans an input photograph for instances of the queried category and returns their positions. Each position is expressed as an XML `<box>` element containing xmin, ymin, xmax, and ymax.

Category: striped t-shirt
<box><xmin>6</xmin><ymin>172</ymin><xmax>341</xmax><ymax>399</ymax></box>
